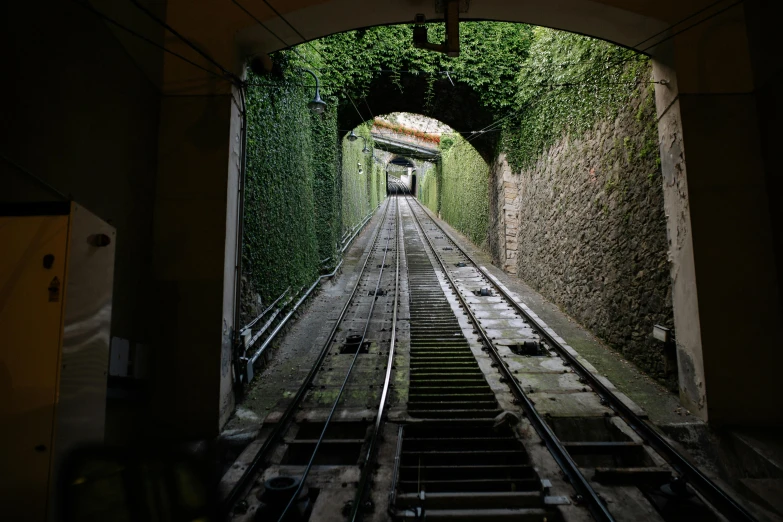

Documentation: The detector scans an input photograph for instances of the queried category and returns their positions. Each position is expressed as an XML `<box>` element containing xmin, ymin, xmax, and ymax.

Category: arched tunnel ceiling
<box><xmin>340</xmin><ymin>74</ymin><xmax>494</xmax><ymax>160</ymax></box>
<box><xmin>231</xmin><ymin>0</ymin><xmax>670</xmax><ymax>60</ymax></box>
<box><xmin>388</xmin><ymin>156</ymin><xmax>416</xmax><ymax>168</ymax></box>
<box><xmin>127</xmin><ymin>0</ymin><xmax>696</xmax><ymax>94</ymax></box>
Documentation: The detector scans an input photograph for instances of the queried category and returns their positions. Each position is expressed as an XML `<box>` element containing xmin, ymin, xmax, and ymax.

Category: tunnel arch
<box><xmin>388</xmin><ymin>156</ymin><xmax>415</xmax><ymax>169</ymax></box>
<box><xmin>231</xmin><ymin>2</ymin><xmax>668</xmax><ymax>71</ymax></box>
<box><xmin>337</xmin><ymin>72</ymin><xmax>496</xmax><ymax>161</ymax></box>
<box><xmin>106</xmin><ymin>0</ymin><xmax>775</xmax><ymax>433</ymax></box>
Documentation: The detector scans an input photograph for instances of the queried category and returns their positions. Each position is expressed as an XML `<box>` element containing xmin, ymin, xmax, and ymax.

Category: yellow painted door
<box><xmin>0</xmin><ymin>214</ymin><xmax>69</xmax><ymax>522</ymax></box>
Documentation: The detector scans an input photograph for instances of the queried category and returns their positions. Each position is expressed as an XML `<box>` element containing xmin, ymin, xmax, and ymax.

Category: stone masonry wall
<box><xmin>491</xmin><ymin>86</ymin><xmax>677</xmax><ymax>389</ymax></box>
<box><xmin>489</xmin><ymin>155</ymin><xmax>520</xmax><ymax>275</ymax></box>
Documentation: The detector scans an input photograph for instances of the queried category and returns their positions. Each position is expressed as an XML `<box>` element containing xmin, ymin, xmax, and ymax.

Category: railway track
<box><xmin>222</xmin><ymin>193</ymin><xmax>757</xmax><ymax>522</ymax></box>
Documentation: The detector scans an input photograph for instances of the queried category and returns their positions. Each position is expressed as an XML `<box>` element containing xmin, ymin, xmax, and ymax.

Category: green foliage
<box><xmin>243</xmin><ymin>64</ymin><xmax>385</xmax><ymax>308</ymax></box>
<box><xmin>418</xmin><ymin>164</ymin><xmax>440</xmax><ymax>214</ymax></box>
<box><xmin>244</xmin><ymin>23</ymin><xmax>658</xmax><ymax>306</ymax></box>
<box><xmin>437</xmin><ymin>134</ymin><xmax>490</xmax><ymax>246</ymax></box>
<box><xmin>341</xmin><ymin>124</ymin><xmax>385</xmax><ymax>233</ymax></box>
<box><xmin>290</xmin><ymin>22</ymin><xmax>533</xmax><ymax>114</ymax></box>
<box><xmin>501</xmin><ymin>28</ymin><xmax>652</xmax><ymax>170</ymax></box>
<box><xmin>244</xmin><ymin>71</ymin><xmax>321</xmax><ymax>304</ymax></box>
<box><xmin>311</xmin><ymin>106</ymin><xmax>341</xmax><ymax>261</ymax></box>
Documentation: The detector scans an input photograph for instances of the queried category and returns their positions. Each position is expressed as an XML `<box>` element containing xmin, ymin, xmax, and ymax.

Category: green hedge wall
<box><xmin>438</xmin><ymin>134</ymin><xmax>490</xmax><ymax>247</ymax></box>
<box><xmin>243</xmin><ymin>72</ymin><xmax>386</xmax><ymax>316</ymax></box>
<box><xmin>419</xmin><ymin>164</ymin><xmax>440</xmax><ymax>214</ymax></box>
<box><xmin>341</xmin><ymin>124</ymin><xmax>385</xmax><ymax>233</ymax></box>
<box><xmin>311</xmin><ymin>103</ymin><xmax>341</xmax><ymax>262</ymax></box>
<box><xmin>243</xmin><ymin>69</ymin><xmax>342</xmax><ymax>312</ymax></box>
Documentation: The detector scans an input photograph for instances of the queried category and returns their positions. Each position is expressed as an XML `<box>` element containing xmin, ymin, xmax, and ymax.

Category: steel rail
<box><xmin>404</xmin><ymin>196</ymin><xmax>615</xmax><ymax>522</ymax></box>
<box><xmin>407</xmin><ymin>196</ymin><xmax>757</xmax><ymax>522</ymax></box>
<box><xmin>276</xmin><ymin>197</ymin><xmax>401</xmax><ymax>522</ymax></box>
<box><xmin>387</xmin><ymin>424</ymin><xmax>405</xmax><ymax>516</ymax></box>
<box><xmin>221</xmin><ymin>199</ymin><xmax>392</xmax><ymax>518</ymax></box>
<box><xmin>348</xmin><ymin>196</ymin><xmax>403</xmax><ymax>521</ymax></box>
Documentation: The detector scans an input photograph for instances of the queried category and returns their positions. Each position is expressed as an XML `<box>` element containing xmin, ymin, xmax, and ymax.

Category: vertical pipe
<box><xmin>233</xmin><ymin>86</ymin><xmax>249</xmax><ymax>352</ymax></box>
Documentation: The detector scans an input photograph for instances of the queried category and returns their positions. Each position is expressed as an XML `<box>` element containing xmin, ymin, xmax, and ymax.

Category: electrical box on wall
<box><xmin>0</xmin><ymin>202</ymin><xmax>116</xmax><ymax>521</ymax></box>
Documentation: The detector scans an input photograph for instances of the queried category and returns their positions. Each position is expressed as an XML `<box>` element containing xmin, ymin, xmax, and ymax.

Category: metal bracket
<box><xmin>413</xmin><ymin>0</ymin><xmax>461</xmax><ymax>56</ymax></box>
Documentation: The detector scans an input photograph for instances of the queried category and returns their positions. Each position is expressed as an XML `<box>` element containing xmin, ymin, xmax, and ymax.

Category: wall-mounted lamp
<box><xmin>301</xmin><ymin>68</ymin><xmax>326</xmax><ymax>114</ymax></box>
<box><xmin>346</xmin><ymin>130</ymin><xmax>371</xmax><ymax>153</ymax></box>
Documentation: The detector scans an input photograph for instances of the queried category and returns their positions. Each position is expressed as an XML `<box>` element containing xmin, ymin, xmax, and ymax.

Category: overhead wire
<box><xmin>478</xmin><ymin>0</ymin><xmax>748</xmax><ymax>149</ymax></box>
<box><xmin>245</xmin><ymin>0</ymin><xmax>746</xmax><ymax>165</ymax></box>
<box><xmin>237</xmin><ymin>0</ymin><xmax>745</xmax><ymax>100</ymax></box>
<box><xmin>69</xmin><ymin>0</ymin><xmax>234</xmax><ymax>84</ymax></box>
<box><xmin>638</xmin><ymin>0</ymin><xmax>745</xmax><ymax>53</ymax></box>
<box><xmin>129</xmin><ymin>0</ymin><xmax>241</xmax><ymax>85</ymax></box>
<box><xmin>231</xmin><ymin>0</ymin><xmax>368</xmax><ymax>124</ymax></box>
<box><xmin>580</xmin><ymin>0</ymin><xmax>746</xmax><ymax>82</ymax></box>
<box><xmin>239</xmin><ymin>0</ymin><xmax>730</xmax><ymax>142</ymax></box>
<box><xmin>635</xmin><ymin>0</ymin><xmax>741</xmax><ymax>50</ymax></box>
<box><xmin>255</xmin><ymin>0</ymin><xmax>371</xmax><ymax>124</ymax></box>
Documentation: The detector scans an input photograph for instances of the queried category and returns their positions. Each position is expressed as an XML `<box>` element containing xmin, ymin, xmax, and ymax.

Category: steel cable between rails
<box><xmin>220</xmin><ymin>199</ymin><xmax>392</xmax><ymax>517</ymax></box>
<box><xmin>348</xmin><ymin>195</ymin><xmax>403</xmax><ymax>521</ymax></box>
<box><xmin>276</xmin><ymin>197</ymin><xmax>401</xmax><ymax>522</ymax></box>
<box><xmin>405</xmin><ymin>195</ymin><xmax>757</xmax><ymax>522</ymax></box>
<box><xmin>402</xmin><ymin>195</ymin><xmax>615</xmax><ymax>522</ymax></box>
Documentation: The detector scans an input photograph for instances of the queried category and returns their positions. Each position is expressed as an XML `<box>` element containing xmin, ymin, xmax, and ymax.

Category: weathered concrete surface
<box><xmin>651</xmin><ymin>3</ymin><xmax>783</xmax><ymax>426</ymax></box>
<box><xmin>651</xmin><ymin>55</ymin><xmax>707</xmax><ymax>419</ymax></box>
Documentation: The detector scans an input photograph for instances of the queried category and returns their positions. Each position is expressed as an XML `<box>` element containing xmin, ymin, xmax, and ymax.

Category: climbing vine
<box><xmin>245</xmin><ymin>24</ymin><xmax>657</xmax><ymax>316</ymax></box>
<box><xmin>419</xmin><ymin>164</ymin><xmax>440</xmax><ymax>214</ymax></box>
<box><xmin>340</xmin><ymin>124</ymin><xmax>384</xmax><ymax>233</ymax></box>
<box><xmin>289</xmin><ymin>22</ymin><xmax>533</xmax><ymax>116</ymax></box>
<box><xmin>501</xmin><ymin>27</ymin><xmax>652</xmax><ymax>170</ymax></box>
<box><xmin>243</xmin><ymin>72</ymin><xmax>320</xmax><ymax>309</ymax></box>
<box><xmin>438</xmin><ymin>134</ymin><xmax>490</xmax><ymax>247</ymax></box>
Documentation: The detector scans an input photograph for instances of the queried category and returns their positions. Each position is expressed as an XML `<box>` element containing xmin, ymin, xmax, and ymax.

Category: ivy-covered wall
<box><xmin>437</xmin><ymin>134</ymin><xmax>490</xmax><ymax>248</ymax></box>
<box><xmin>419</xmin><ymin>163</ymin><xmax>440</xmax><ymax>214</ymax></box>
<box><xmin>312</xmin><ymin>103</ymin><xmax>341</xmax><ymax>262</ymax></box>
<box><xmin>499</xmin><ymin>27</ymin><xmax>651</xmax><ymax>172</ymax></box>
<box><xmin>406</xmin><ymin>27</ymin><xmax>674</xmax><ymax>388</ymax></box>
<box><xmin>262</xmin><ymin>24</ymin><xmax>673</xmax><ymax>389</ymax></box>
<box><xmin>242</xmin><ymin>72</ymin><xmax>382</xmax><ymax>324</ymax></box>
<box><xmin>341</xmin><ymin>124</ymin><xmax>385</xmax><ymax>234</ymax></box>
<box><xmin>243</xmin><ymin>78</ymin><xmax>319</xmax><ymax>322</ymax></box>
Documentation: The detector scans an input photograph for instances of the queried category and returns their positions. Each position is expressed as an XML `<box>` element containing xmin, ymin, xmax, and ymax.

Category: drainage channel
<box><xmin>391</xmin><ymin>198</ymin><xmax>561</xmax><ymax>521</ymax></box>
<box><xmin>406</xmin><ymin>225</ymin><xmax>500</xmax><ymax>420</ymax></box>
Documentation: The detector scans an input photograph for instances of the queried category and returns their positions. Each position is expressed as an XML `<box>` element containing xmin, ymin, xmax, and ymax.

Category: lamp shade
<box><xmin>308</xmin><ymin>92</ymin><xmax>327</xmax><ymax>114</ymax></box>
